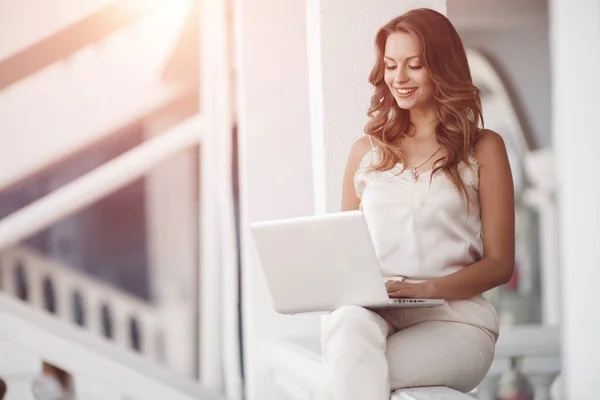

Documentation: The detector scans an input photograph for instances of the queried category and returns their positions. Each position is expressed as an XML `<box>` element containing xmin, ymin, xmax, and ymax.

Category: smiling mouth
<box><xmin>394</xmin><ymin>87</ymin><xmax>417</xmax><ymax>97</ymax></box>
<box><xmin>393</xmin><ymin>88</ymin><xmax>418</xmax><ymax>99</ymax></box>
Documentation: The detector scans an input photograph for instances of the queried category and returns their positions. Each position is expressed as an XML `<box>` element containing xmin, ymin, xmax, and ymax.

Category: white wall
<box><xmin>308</xmin><ymin>0</ymin><xmax>446</xmax><ymax>213</ymax></box>
<box><xmin>447</xmin><ymin>0</ymin><xmax>546</xmax><ymax>30</ymax></box>
<box><xmin>237</xmin><ymin>1</ymin><xmax>444</xmax><ymax>399</ymax></box>
<box><xmin>549</xmin><ymin>0</ymin><xmax>600</xmax><ymax>397</ymax></box>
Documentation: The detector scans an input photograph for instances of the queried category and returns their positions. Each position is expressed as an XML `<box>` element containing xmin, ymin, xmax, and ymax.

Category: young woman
<box><xmin>321</xmin><ymin>8</ymin><xmax>514</xmax><ymax>399</ymax></box>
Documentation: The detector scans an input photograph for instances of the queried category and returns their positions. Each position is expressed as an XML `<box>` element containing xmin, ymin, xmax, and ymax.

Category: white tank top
<box><xmin>355</xmin><ymin>144</ymin><xmax>500</xmax><ymax>338</ymax></box>
<box><xmin>355</xmin><ymin>146</ymin><xmax>483</xmax><ymax>280</ymax></box>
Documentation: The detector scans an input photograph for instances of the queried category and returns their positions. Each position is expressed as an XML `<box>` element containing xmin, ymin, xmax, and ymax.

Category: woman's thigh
<box><xmin>386</xmin><ymin>321</ymin><xmax>495</xmax><ymax>393</ymax></box>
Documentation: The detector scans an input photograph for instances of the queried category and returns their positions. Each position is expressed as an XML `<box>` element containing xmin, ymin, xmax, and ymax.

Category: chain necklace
<box><xmin>409</xmin><ymin>147</ymin><xmax>442</xmax><ymax>180</ymax></box>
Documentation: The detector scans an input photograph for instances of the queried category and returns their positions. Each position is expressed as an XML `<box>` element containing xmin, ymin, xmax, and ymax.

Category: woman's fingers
<box><xmin>386</xmin><ymin>281</ymin><xmax>426</xmax><ymax>298</ymax></box>
<box><xmin>388</xmin><ymin>291</ymin><xmax>404</xmax><ymax>298</ymax></box>
<box><xmin>385</xmin><ymin>281</ymin><xmax>405</xmax><ymax>293</ymax></box>
<box><xmin>386</xmin><ymin>282</ymin><xmax>408</xmax><ymax>298</ymax></box>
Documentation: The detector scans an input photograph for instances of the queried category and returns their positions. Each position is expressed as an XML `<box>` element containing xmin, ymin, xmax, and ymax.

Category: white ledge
<box><xmin>267</xmin><ymin>325</ymin><xmax>561</xmax><ymax>400</ymax></box>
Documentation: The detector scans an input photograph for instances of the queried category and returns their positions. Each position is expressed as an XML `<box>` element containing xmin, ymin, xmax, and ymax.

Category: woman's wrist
<box><xmin>424</xmin><ymin>279</ymin><xmax>439</xmax><ymax>298</ymax></box>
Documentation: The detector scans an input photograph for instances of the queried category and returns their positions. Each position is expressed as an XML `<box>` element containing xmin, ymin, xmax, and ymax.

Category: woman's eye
<box><xmin>385</xmin><ymin>65</ymin><xmax>397</xmax><ymax>70</ymax></box>
<box><xmin>409</xmin><ymin>65</ymin><xmax>423</xmax><ymax>70</ymax></box>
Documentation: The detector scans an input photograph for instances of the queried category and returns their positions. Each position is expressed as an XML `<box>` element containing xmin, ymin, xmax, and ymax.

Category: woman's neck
<box><xmin>408</xmin><ymin>107</ymin><xmax>439</xmax><ymax>139</ymax></box>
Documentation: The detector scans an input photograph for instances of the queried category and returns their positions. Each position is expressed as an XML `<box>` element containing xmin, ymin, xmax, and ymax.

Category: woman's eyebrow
<box><xmin>384</xmin><ymin>55</ymin><xmax>419</xmax><ymax>62</ymax></box>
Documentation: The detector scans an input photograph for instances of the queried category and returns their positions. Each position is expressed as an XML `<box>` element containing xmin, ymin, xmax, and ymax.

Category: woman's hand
<box><xmin>386</xmin><ymin>280</ymin><xmax>436</xmax><ymax>299</ymax></box>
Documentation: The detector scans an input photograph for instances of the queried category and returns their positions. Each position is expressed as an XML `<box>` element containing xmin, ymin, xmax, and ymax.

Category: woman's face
<box><xmin>383</xmin><ymin>31</ymin><xmax>435</xmax><ymax>111</ymax></box>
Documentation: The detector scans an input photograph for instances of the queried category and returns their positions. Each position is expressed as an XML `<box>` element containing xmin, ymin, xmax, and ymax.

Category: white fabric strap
<box><xmin>369</xmin><ymin>135</ymin><xmax>375</xmax><ymax>150</ymax></box>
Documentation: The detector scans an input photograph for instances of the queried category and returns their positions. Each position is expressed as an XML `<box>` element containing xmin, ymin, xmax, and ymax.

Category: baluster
<box><xmin>48</xmin><ymin>266</ymin><xmax>70</xmax><ymax>321</ymax></box>
<box><xmin>26</xmin><ymin>264</ymin><xmax>44</xmax><ymax>309</ymax></box>
<box><xmin>477</xmin><ymin>374</ymin><xmax>499</xmax><ymax>400</ymax></box>
<box><xmin>111</xmin><ymin>305</ymin><xmax>128</xmax><ymax>348</ymax></box>
<box><xmin>139</xmin><ymin>312</ymin><xmax>160</xmax><ymax>361</ymax></box>
<box><xmin>0</xmin><ymin>254</ymin><xmax>15</xmax><ymax>295</ymax></box>
<box><xmin>3</xmin><ymin>246</ymin><xmax>163</xmax><ymax>367</ymax></box>
<box><xmin>86</xmin><ymin>293</ymin><xmax>102</xmax><ymax>336</ymax></box>
<box><xmin>55</xmin><ymin>281</ymin><xmax>71</xmax><ymax>323</ymax></box>
<box><xmin>529</xmin><ymin>372</ymin><xmax>559</xmax><ymax>400</ymax></box>
<box><xmin>141</xmin><ymin>315</ymin><xmax>157</xmax><ymax>360</ymax></box>
<box><xmin>155</xmin><ymin>328</ymin><xmax>167</xmax><ymax>365</ymax></box>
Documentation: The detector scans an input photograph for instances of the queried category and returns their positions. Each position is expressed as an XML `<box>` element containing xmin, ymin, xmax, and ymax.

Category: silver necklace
<box><xmin>409</xmin><ymin>147</ymin><xmax>442</xmax><ymax>179</ymax></box>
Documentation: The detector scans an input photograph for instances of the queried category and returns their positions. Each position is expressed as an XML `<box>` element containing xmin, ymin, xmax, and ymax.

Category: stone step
<box><xmin>1</xmin><ymin>374</ymin><xmax>36</xmax><ymax>400</ymax></box>
<box><xmin>392</xmin><ymin>386</ymin><xmax>475</xmax><ymax>400</ymax></box>
<box><xmin>0</xmin><ymin>341</ymin><xmax>42</xmax><ymax>376</ymax></box>
<box><xmin>74</xmin><ymin>375</ymin><xmax>123</xmax><ymax>400</ymax></box>
<box><xmin>1</xmin><ymin>373</ymin><xmax>124</xmax><ymax>400</ymax></box>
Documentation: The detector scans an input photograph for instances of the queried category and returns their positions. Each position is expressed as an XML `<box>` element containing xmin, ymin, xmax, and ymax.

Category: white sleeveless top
<box><xmin>355</xmin><ymin>145</ymin><xmax>500</xmax><ymax>338</ymax></box>
<box><xmin>355</xmin><ymin>147</ymin><xmax>482</xmax><ymax>280</ymax></box>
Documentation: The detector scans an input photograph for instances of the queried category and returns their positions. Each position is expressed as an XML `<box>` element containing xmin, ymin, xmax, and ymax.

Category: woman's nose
<box><xmin>394</xmin><ymin>67</ymin><xmax>408</xmax><ymax>84</ymax></box>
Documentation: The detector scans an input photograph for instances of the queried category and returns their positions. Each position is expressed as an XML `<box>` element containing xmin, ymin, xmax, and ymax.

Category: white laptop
<box><xmin>250</xmin><ymin>210</ymin><xmax>444</xmax><ymax>314</ymax></box>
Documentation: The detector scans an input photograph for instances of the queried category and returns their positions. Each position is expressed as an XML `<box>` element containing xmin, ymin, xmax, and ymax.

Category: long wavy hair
<box><xmin>366</xmin><ymin>8</ymin><xmax>483</xmax><ymax>198</ymax></box>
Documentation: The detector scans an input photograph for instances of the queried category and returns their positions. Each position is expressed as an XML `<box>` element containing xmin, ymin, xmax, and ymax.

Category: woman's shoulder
<box><xmin>473</xmin><ymin>129</ymin><xmax>508</xmax><ymax>166</ymax></box>
<box><xmin>348</xmin><ymin>136</ymin><xmax>375</xmax><ymax>167</ymax></box>
<box><xmin>350</xmin><ymin>135</ymin><xmax>374</xmax><ymax>156</ymax></box>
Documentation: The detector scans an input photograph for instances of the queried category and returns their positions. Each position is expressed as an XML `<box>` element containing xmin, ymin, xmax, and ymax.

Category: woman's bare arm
<box><xmin>341</xmin><ymin>136</ymin><xmax>372</xmax><ymax>211</ymax></box>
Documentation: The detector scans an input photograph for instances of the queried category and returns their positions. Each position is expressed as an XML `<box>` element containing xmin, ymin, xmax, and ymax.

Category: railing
<box><xmin>0</xmin><ymin>114</ymin><xmax>203</xmax><ymax>377</ymax></box>
<box><xmin>0</xmin><ymin>245</ymin><xmax>163</xmax><ymax>362</ymax></box>
<box><xmin>0</xmin><ymin>292</ymin><xmax>223</xmax><ymax>400</ymax></box>
<box><xmin>0</xmin><ymin>0</ymin><xmax>237</xmax><ymax>393</ymax></box>
<box><xmin>478</xmin><ymin>324</ymin><xmax>560</xmax><ymax>400</ymax></box>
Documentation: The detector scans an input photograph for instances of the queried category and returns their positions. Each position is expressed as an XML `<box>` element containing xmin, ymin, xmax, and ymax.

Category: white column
<box><xmin>523</xmin><ymin>149</ymin><xmax>561</xmax><ymax>325</ymax></box>
<box><xmin>144</xmin><ymin>109</ymin><xmax>197</xmax><ymax>377</ymax></box>
<box><xmin>198</xmin><ymin>0</ymin><xmax>243</xmax><ymax>397</ymax></box>
<box><xmin>235</xmin><ymin>1</ymin><xmax>320</xmax><ymax>399</ymax></box>
<box><xmin>549</xmin><ymin>0</ymin><xmax>600</xmax><ymax>397</ymax></box>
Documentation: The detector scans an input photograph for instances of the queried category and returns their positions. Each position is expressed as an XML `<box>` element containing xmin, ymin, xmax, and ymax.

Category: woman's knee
<box><xmin>321</xmin><ymin>306</ymin><xmax>389</xmax><ymax>344</ymax></box>
<box><xmin>323</xmin><ymin>306</ymin><xmax>378</xmax><ymax>333</ymax></box>
<box><xmin>386</xmin><ymin>322</ymin><xmax>494</xmax><ymax>392</ymax></box>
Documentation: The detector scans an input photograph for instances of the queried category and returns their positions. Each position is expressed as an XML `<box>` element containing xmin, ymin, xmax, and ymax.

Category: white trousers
<box><xmin>320</xmin><ymin>305</ymin><xmax>495</xmax><ymax>400</ymax></box>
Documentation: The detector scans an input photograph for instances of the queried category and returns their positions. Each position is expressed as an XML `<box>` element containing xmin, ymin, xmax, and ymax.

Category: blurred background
<box><xmin>0</xmin><ymin>0</ymin><xmax>597</xmax><ymax>399</ymax></box>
